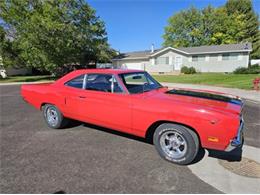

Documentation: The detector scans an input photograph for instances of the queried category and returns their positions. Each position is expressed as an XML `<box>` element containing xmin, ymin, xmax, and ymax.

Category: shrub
<box><xmin>233</xmin><ymin>67</ymin><xmax>248</xmax><ymax>74</ymax></box>
<box><xmin>181</xmin><ymin>66</ymin><xmax>189</xmax><ymax>74</ymax></box>
<box><xmin>181</xmin><ymin>66</ymin><xmax>196</xmax><ymax>74</ymax></box>
<box><xmin>189</xmin><ymin>67</ymin><xmax>196</xmax><ymax>74</ymax></box>
<box><xmin>234</xmin><ymin>64</ymin><xmax>260</xmax><ymax>74</ymax></box>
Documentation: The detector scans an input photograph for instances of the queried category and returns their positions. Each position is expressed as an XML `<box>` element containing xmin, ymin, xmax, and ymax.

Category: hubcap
<box><xmin>46</xmin><ymin>107</ymin><xmax>58</xmax><ymax>127</ymax></box>
<box><xmin>160</xmin><ymin>130</ymin><xmax>187</xmax><ymax>159</ymax></box>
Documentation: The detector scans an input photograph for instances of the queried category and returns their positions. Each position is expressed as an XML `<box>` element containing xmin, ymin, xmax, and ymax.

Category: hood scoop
<box><xmin>166</xmin><ymin>89</ymin><xmax>243</xmax><ymax>106</ymax></box>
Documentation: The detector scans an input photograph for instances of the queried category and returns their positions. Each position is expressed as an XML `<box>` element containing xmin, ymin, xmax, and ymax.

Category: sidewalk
<box><xmin>162</xmin><ymin>82</ymin><xmax>260</xmax><ymax>102</ymax></box>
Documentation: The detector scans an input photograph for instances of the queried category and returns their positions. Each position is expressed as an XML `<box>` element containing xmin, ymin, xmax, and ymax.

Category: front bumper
<box><xmin>225</xmin><ymin>117</ymin><xmax>244</xmax><ymax>152</ymax></box>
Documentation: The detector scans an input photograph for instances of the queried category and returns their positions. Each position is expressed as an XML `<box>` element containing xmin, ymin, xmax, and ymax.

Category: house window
<box><xmin>155</xmin><ymin>57</ymin><xmax>169</xmax><ymax>65</ymax></box>
<box><xmin>222</xmin><ymin>53</ymin><xmax>239</xmax><ymax>60</ymax></box>
<box><xmin>192</xmin><ymin>55</ymin><xmax>205</xmax><ymax>62</ymax></box>
<box><xmin>222</xmin><ymin>54</ymin><xmax>229</xmax><ymax>60</ymax></box>
<box><xmin>230</xmin><ymin>53</ymin><xmax>239</xmax><ymax>60</ymax></box>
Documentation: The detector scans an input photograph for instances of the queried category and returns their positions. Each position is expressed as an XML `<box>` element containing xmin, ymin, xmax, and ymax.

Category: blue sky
<box><xmin>87</xmin><ymin>0</ymin><xmax>260</xmax><ymax>52</ymax></box>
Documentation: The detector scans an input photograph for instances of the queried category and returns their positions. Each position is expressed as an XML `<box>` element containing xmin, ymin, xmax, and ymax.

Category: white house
<box><xmin>112</xmin><ymin>43</ymin><xmax>252</xmax><ymax>73</ymax></box>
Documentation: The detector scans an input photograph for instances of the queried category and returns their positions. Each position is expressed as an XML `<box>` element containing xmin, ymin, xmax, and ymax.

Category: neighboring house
<box><xmin>112</xmin><ymin>43</ymin><xmax>252</xmax><ymax>73</ymax></box>
<box><xmin>251</xmin><ymin>59</ymin><xmax>260</xmax><ymax>65</ymax></box>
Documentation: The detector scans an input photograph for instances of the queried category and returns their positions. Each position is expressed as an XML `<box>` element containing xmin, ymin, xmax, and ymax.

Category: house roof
<box><xmin>113</xmin><ymin>49</ymin><xmax>161</xmax><ymax>60</ymax></box>
<box><xmin>178</xmin><ymin>43</ymin><xmax>252</xmax><ymax>54</ymax></box>
<box><xmin>113</xmin><ymin>43</ymin><xmax>252</xmax><ymax>60</ymax></box>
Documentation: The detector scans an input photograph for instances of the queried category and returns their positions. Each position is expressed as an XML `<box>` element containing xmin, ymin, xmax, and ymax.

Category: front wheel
<box><xmin>153</xmin><ymin>123</ymin><xmax>199</xmax><ymax>165</ymax></box>
<box><xmin>43</xmin><ymin>104</ymin><xmax>69</xmax><ymax>129</ymax></box>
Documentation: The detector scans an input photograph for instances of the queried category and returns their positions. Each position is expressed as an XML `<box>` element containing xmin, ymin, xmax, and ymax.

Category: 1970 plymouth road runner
<box><xmin>21</xmin><ymin>69</ymin><xmax>244</xmax><ymax>165</ymax></box>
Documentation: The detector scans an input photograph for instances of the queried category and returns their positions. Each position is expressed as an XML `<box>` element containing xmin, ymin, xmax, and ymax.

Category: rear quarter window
<box><xmin>65</xmin><ymin>74</ymin><xmax>85</xmax><ymax>89</ymax></box>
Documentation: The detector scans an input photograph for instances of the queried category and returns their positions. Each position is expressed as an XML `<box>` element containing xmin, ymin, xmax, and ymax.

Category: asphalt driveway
<box><xmin>0</xmin><ymin>85</ymin><xmax>259</xmax><ymax>193</ymax></box>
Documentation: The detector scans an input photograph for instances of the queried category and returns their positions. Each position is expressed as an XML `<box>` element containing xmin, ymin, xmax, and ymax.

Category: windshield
<box><xmin>119</xmin><ymin>72</ymin><xmax>162</xmax><ymax>94</ymax></box>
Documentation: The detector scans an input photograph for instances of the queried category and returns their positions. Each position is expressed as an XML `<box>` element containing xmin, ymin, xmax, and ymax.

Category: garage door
<box><xmin>125</xmin><ymin>62</ymin><xmax>143</xmax><ymax>70</ymax></box>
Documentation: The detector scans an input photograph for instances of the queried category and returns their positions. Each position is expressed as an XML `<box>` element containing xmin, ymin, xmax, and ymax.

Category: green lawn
<box><xmin>153</xmin><ymin>73</ymin><xmax>260</xmax><ymax>90</ymax></box>
<box><xmin>0</xmin><ymin>75</ymin><xmax>55</xmax><ymax>83</ymax></box>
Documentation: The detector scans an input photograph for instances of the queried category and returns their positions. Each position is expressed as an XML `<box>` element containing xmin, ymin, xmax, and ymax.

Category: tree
<box><xmin>163</xmin><ymin>6</ymin><xmax>246</xmax><ymax>48</ymax></box>
<box><xmin>0</xmin><ymin>0</ymin><xmax>114</xmax><ymax>75</ymax></box>
<box><xmin>225</xmin><ymin>0</ymin><xmax>260</xmax><ymax>58</ymax></box>
<box><xmin>163</xmin><ymin>7</ymin><xmax>204</xmax><ymax>47</ymax></box>
<box><xmin>163</xmin><ymin>1</ymin><xmax>259</xmax><ymax>59</ymax></box>
<box><xmin>0</xmin><ymin>25</ymin><xmax>24</xmax><ymax>68</ymax></box>
<box><xmin>210</xmin><ymin>7</ymin><xmax>246</xmax><ymax>45</ymax></box>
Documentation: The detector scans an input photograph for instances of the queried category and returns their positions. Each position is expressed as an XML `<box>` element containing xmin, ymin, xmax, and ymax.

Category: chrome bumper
<box><xmin>225</xmin><ymin>117</ymin><xmax>244</xmax><ymax>152</ymax></box>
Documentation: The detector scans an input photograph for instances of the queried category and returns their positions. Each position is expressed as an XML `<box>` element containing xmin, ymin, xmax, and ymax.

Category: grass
<box><xmin>153</xmin><ymin>73</ymin><xmax>260</xmax><ymax>90</ymax></box>
<box><xmin>0</xmin><ymin>75</ymin><xmax>55</xmax><ymax>83</ymax></box>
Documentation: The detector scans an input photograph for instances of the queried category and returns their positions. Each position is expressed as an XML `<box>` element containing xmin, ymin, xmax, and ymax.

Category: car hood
<box><xmin>146</xmin><ymin>87</ymin><xmax>243</xmax><ymax>115</ymax></box>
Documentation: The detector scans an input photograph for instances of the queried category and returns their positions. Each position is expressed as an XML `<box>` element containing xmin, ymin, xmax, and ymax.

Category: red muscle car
<box><xmin>21</xmin><ymin>69</ymin><xmax>244</xmax><ymax>165</ymax></box>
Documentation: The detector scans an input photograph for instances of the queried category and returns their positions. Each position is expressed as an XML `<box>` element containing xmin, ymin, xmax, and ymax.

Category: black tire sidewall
<box><xmin>43</xmin><ymin>104</ymin><xmax>63</xmax><ymax>129</ymax></box>
<box><xmin>153</xmin><ymin>123</ymin><xmax>199</xmax><ymax>165</ymax></box>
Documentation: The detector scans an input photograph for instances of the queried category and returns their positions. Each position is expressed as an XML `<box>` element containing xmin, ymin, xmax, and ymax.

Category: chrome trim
<box><xmin>225</xmin><ymin>117</ymin><xmax>244</xmax><ymax>152</ymax></box>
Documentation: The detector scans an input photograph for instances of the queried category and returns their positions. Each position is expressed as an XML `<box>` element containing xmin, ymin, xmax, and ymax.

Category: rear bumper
<box><xmin>225</xmin><ymin>117</ymin><xmax>244</xmax><ymax>152</ymax></box>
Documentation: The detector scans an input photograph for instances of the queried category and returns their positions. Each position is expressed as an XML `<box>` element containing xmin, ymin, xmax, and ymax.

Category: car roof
<box><xmin>54</xmin><ymin>69</ymin><xmax>145</xmax><ymax>85</ymax></box>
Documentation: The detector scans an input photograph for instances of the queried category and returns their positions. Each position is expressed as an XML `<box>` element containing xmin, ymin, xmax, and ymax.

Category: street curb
<box><xmin>0</xmin><ymin>81</ymin><xmax>54</xmax><ymax>85</ymax></box>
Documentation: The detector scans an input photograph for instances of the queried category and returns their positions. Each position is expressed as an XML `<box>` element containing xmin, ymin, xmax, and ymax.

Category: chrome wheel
<box><xmin>160</xmin><ymin>131</ymin><xmax>187</xmax><ymax>159</ymax></box>
<box><xmin>46</xmin><ymin>107</ymin><xmax>59</xmax><ymax>127</ymax></box>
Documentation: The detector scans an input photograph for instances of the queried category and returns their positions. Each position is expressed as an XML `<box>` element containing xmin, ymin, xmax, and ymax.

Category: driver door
<box><xmin>77</xmin><ymin>73</ymin><xmax>132</xmax><ymax>133</ymax></box>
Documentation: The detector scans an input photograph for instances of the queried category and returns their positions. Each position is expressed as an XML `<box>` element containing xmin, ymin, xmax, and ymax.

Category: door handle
<box><xmin>78</xmin><ymin>96</ymin><xmax>86</xmax><ymax>99</ymax></box>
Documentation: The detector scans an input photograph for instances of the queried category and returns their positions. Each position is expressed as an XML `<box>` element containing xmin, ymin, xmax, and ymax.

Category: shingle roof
<box><xmin>113</xmin><ymin>49</ymin><xmax>161</xmax><ymax>60</ymax></box>
<box><xmin>179</xmin><ymin>43</ymin><xmax>252</xmax><ymax>54</ymax></box>
<box><xmin>113</xmin><ymin>43</ymin><xmax>252</xmax><ymax>60</ymax></box>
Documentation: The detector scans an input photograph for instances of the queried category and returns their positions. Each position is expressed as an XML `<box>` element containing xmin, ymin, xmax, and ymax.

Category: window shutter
<box><xmin>218</xmin><ymin>55</ymin><xmax>222</xmax><ymax>61</ymax></box>
<box><xmin>188</xmin><ymin>57</ymin><xmax>192</xmax><ymax>62</ymax></box>
<box><xmin>205</xmin><ymin>55</ymin><xmax>209</xmax><ymax>62</ymax></box>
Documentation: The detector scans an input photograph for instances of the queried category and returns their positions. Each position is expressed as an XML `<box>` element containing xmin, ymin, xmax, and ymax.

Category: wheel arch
<box><xmin>40</xmin><ymin>102</ymin><xmax>54</xmax><ymax>110</ymax></box>
<box><xmin>145</xmin><ymin>120</ymin><xmax>201</xmax><ymax>145</ymax></box>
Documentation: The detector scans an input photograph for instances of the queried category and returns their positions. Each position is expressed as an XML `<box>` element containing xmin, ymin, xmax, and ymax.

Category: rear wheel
<box><xmin>153</xmin><ymin>123</ymin><xmax>199</xmax><ymax>165</ymax></box>
<box><xmin>43</xmin><ymin>104</ymin><xmax>69</xmax><ymax>129</ymax></box>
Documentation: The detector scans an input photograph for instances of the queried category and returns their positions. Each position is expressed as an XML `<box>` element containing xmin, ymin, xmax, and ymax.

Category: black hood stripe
<box><xmin>166</xmin><ymin>89</ymin><xmax>243</xmax><ymax>106</ymax></box>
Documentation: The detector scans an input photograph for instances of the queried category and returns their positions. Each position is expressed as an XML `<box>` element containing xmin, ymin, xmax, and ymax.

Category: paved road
<box><xmin>0</xmin><ymin>85</ymin><xmax>259</xmax><ymax>193</ymax></box>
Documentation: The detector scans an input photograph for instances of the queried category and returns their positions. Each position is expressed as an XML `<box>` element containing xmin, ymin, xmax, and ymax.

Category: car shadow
<box><xmin>54</xmin><ymin>190</ymin><xmax>66</xmax><ymax>194</ymax></box>
<box><xmin>207</xmin><ymin>146</ymin><xmax>243</xmax><ymax>162</ymax></box>
<box><xmin>82</xmin><ymin>122</ymin><xmax>149</xmax><ymax>144</ymax></box>
<box><xmin>64</xmin><ymin>120</ymin><xmax>149</xmax><ymax>144</ymax></box>
<box><xmin>189</xmin><ymin>148</ymin><xmax>206</xmax><ymax>165</ymax></box>
<box><xmin>63</xmin><ymin>120</ymin><xmax>243</xmax><ymax>164</ymax></box>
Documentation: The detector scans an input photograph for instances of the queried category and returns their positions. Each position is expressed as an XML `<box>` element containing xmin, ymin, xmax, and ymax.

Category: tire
<box><xmin>43</xmin><ymin>104</ymin><xmax>69</xmax><ymax>129</ymax></box>
<box><xmin>153</xmin><ymin>123</ymin><xmax>199</xmax><ymax>165</ymax></box>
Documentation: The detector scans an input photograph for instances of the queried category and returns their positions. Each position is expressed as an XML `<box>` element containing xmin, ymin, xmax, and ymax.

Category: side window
<box><xmin>124</xmin><ymin>73</ymin><xmax>147</xmax><ymax>85</ymax></box>
<box><xmin>85</xmin><ymin>74</ymin><xmax>123</xmax><ymax>93</ymax></box>
<box><xmin>65</xmin><ymin>74</ymin><xmax>85</xmax><ymax>89</ymax></box>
